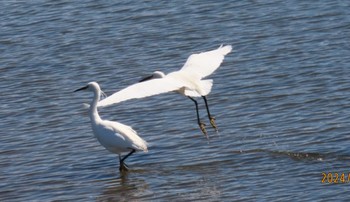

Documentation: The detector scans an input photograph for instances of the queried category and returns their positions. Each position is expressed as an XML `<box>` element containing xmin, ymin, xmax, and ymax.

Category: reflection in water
<box><xmin>93</xmin><ymin>148</ymin><xmax>350</xmax><ymax>201</ymax></box>
<box><xmin>95</xmin><ymin>163</ymin><xmax>224</xmax><ymax>201</ymax></box>
<box><xmin>96</xmin><ymin>171</ymin><xmax>150</xmax><ymax>201</ymax></box>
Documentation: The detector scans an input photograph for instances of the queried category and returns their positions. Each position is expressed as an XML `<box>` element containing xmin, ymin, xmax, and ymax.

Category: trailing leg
<box><xmin>188</xmin><ymin>96</ymin><xmax>208</xmax><ymax>139</ymax></box>
<box><xmin>202</xmin><ymin>96</ymin><xmax>218</xmax><ymax>132</ymax></box>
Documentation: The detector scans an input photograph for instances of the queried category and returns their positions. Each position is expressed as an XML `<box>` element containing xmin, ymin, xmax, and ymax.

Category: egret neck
<box><xmin>89</xmin><ymin>85</ymin><xmax>102</xmax><ymax>125</ymax></box>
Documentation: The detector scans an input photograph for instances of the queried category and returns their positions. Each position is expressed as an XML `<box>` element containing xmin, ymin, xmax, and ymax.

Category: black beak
<box><xmin>139</xmin><ymin>75</ymin><xmax>153</xmax><ymax>82</ymax></box>
<box><xmin>74</xmin><ymin>85</ymin><xmax>88</xmax><ymax>92</ymax></box>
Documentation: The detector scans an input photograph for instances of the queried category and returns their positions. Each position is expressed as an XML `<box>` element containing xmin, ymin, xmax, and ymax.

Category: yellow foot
<box><xmin>210</xmin><ymin>116</ymin><xmax>218</xmax><ymax>132</ymax></box>
<box><xmin>199</xmin><ymin>122</ymin><xmax>209</xmax><ymax>140</ymax></box>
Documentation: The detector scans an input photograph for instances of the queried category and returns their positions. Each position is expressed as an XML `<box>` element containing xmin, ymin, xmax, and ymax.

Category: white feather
<box><xmin>180</xmin><ymin>45</ymin><xmax>232</xmax><ymax>78</ymax></box>
<box><xmin>97</xmin><ymin>45</ymin><xmax>232</xmax><ymax>107</ymax></box>
<box><xmin>75</xmin><ymin>82</ymin><xmax>148</xmax><ymax>170</ymax></box>
<box><xmin>98</xmin><ymin>77</ymin><xmax>184</xmax><ymax>107</ymax></box>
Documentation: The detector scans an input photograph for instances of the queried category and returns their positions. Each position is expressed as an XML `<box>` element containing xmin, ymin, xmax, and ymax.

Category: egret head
<box><xmin>139</xmin><ymin>71</ymin><xmax>166</xmax><ymax>82</ymax></box>
<box><xmin>74</xmin><ymin>82</ymin><xmax>106</xmax><ymax>108</ymax></box>
<box><xmin>74</xmin><ymin>82</ymin><xmax>100</xmax><ymax>93</ymax></box>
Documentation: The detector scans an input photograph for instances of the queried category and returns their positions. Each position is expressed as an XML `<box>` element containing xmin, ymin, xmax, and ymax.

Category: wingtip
<box><xmin>96</xmin><ymin>101</ymin><xmax>104</xmax><ymax>108</ymax></box>
<box><xmin>140</xmin><ymin>144</ymin><xmax>148</xmax><ymax>153</ymax></box>
<box><xmin>96</xmin><ymin>99</ymin><xmax>110</xmax><ymax>108</ymax></box>
<box><xmin>219</xmin><ymin>44</ymin><xmax>232</xmax><ymax>55</ymax></box>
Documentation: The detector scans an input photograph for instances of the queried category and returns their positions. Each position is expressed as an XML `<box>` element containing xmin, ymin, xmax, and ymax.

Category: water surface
<box><xmin>1</xmin><ymin>0</ymin><xmax>350</xmax><ymax>201</ymax></box>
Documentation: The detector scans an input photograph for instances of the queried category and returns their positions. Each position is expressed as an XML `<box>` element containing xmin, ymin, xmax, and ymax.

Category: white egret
<box><xmin>75</xmin><ymin>82</ymin><xmax>148</xmax><ymax>171</ymax></box>
<box><xmin>98</xmin><ymin>45</ymin><xmax>232</xmax><ymax>139</ymax></box>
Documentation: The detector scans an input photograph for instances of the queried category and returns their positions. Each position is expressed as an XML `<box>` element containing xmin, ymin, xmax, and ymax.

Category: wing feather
<box><xmin>180</xmin><ymin>45</ymin><xmax>232</xmax><ymax>78</ymax></box>
<box><xmin>97</xmin><ymin>77</ymin><xmax>183</xmax><ymax>107</ymax></box>
<box><xmin>106</xmin><ymin>121</ymin><xmax>148</xmax><ymax>152</ymax></box>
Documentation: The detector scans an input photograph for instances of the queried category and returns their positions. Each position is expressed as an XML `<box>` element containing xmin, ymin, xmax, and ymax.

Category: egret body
<box><xmin>98</xmin><ymin>45</ymin><xmax>232</xmax><ymax>139</ymax></box>
<box><xmin>75</xmin><ymin>82</ymin><xmax>148</xmax><ymax>171</ymax></box>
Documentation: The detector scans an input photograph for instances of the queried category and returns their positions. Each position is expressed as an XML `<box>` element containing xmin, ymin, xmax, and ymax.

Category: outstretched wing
<box><xmin>97</xmin><ymin>77</ymin><xmax>184</xmax><ymax>107</ymax></box>
<box><xmin>180</xmin><ymin>45</ymin><xmax>232</xmax><ymax>78</ymax></box>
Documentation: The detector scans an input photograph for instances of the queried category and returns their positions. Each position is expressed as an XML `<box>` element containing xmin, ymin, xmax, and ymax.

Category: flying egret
<box><xmin>98</xmin><ymin>45</ymin><xmax>232</xmax><ymax>139</ymax></box>
<box><xmin>75</xmin><ymin>82</ymin><xmax>148</xmax><ymax>171</ymax></box>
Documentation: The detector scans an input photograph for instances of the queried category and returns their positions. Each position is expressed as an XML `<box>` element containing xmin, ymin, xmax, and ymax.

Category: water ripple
<box><xmin>1</xmin><ymin>0</ymin><xmax>350</xmax><ymax>201</ymax></box>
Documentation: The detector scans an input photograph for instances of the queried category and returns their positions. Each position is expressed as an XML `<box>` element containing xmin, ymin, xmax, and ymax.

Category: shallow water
<box><xmin>1</xmin><ymin>0</ymin><xmax>350</xmax><ymax>201</ymax></box>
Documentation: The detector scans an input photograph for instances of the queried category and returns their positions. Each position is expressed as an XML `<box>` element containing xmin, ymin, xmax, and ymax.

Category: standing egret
<box><xmin>75</xmin><ymin>82</ymin><xmax>148</xmax><ymax>171</ymax></box>
<box><xmin>98</xmin><ymin>45</ymin><xmax>232</xmax><ymax>139</ymax></box>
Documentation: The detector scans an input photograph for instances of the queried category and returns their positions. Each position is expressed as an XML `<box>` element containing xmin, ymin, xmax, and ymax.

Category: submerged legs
<box><xmin>119</xmin><ymin>149</ymin><xmax>136</xmax><ymax>172</ymax></box>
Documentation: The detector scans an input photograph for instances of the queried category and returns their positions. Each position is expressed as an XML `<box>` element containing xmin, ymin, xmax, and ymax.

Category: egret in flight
<box><xmin>98</xmin><ymin>45</ymin><xmax>232</xmax><ymax>139</ymax></box>
<box><xmin>75</xmin><ymin>82</ymin><xmax>148</xmax><ymax>171</ymax></box>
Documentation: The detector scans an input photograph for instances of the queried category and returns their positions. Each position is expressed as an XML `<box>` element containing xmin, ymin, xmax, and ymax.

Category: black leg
<box><xmin>119</xmin><ymin>155</ymin><xmax>128</xmax><ymax>171</ymax></box>
<box><xmin>188</xmin><ymin>96</ymin><xmax>208</xmax><ymax>139</ymax></box>
<box><xmin>119</xmin><ymin>149</ymin><xmax>135</xmax><ymax>172</ymax></box>
<box><xmin>188</xmin><ymin>96</ymin><xmax>200</xmax><ymax>124</ymax></box>
<box><xmin>202</xmin><ymin>96</ymin><xmax>218</xmax><ymax>132</ymax></box>
<box><xmin>121</xmin><ymin>149</ymin><xmax>135</xmax><ymax>162</ymax></box>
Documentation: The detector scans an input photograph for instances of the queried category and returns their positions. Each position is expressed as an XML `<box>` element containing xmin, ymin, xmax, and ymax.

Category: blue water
<box><xmin>1</xmin><ymin>0</ymin><xmax>350</xmax><ymax>201</ymax></box>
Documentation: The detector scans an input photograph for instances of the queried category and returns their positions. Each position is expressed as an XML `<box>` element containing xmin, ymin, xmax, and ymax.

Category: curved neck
<box><xmin>89</xmin><ymin>88</ymin><xmax>102</xmax><ymax>124</ymax></box>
